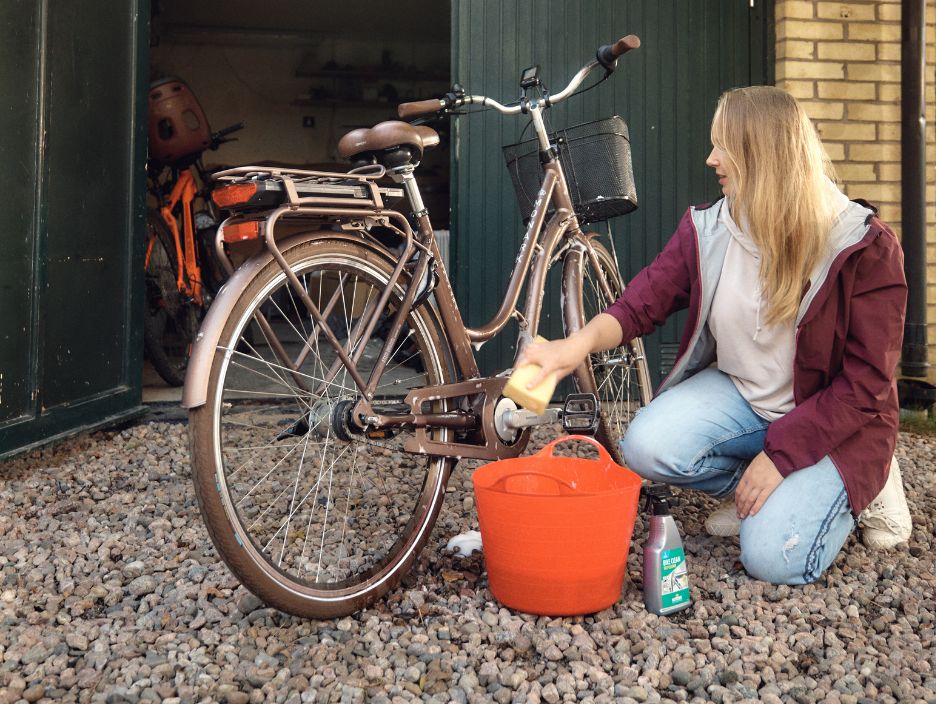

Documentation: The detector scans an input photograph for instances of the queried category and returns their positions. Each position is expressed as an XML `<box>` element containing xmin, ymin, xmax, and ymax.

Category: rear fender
<box><xmin>181</xmin><ymin>230</ymin><xmax>402</xmax><ymax>409</ymax></box>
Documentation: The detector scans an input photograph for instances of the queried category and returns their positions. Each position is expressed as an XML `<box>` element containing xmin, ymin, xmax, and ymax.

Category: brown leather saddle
<box><xmin>337</xmin><ymin>121</ymin><xmax>440</xmax><ymax>167</ymax></box>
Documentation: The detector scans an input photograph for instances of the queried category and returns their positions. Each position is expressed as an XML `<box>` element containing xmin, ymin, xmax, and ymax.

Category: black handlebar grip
<box><xmin>216</xmin><ymin>122</ymin><xmax>245</xmax><ymax>137</ymax></box>
<box><xmin>398</xmin><ymin>99</ymin><xmax>446</xmax><ymax>120</ymax></box>
<box><xmin>597</xmin><ymin>34</ymin><xmax>641</xmax><ymax>68</ymax></box>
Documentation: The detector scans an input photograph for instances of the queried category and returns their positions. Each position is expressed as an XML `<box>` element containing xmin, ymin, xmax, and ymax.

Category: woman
<box><xmin>519</xmin><ymin>86</ymin><xmax>911</xmax><ymax>585</ymax></box>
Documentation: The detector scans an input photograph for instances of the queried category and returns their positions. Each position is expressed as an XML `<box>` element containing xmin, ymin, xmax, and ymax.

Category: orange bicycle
<box><xmin>144</xmin><ymin>76</ymin><xmax>243</xmax><ymax>386</ymax></box>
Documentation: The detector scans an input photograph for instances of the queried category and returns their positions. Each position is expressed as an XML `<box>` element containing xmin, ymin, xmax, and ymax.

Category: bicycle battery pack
<box><xmin>212</xmin><ymin>176</ymin><xmax>404</xmax><ymax>213</ymax></box>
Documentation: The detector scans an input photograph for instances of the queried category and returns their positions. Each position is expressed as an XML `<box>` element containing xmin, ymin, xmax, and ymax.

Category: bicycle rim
<box><xmin>568</xmin><ymin>241</ymin><xmax>652</xmax><ymax>465</ymax></box>
<box><xmin>190</xmin><ymin>239</ymin><xmax>453</xmax><ymax>617</ymax></box>
<box><xmin>144</xmin><ymin>213</ymin><xmax>201</xmax><ymax>386</ymax></box>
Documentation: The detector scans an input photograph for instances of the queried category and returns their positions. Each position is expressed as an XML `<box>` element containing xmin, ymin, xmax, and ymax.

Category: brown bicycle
<box><xmin>183</xmin><ymin>35</ymin><xmax>652</xmax><ymax>617</ymax></box>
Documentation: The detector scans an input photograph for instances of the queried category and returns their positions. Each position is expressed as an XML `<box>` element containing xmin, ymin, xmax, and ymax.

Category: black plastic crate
<box><xmin>503</xmin><ymin>115</ymin><xmax>638</xmax><ymax>224</ymax></box>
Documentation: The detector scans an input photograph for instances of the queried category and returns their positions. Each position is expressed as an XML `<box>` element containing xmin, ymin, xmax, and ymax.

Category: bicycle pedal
<box><xmin>561</xmin><ymin>393</ymin><xmax>600</xmax><ymax>435</ymax></box>
<box><xmin>365</xmin><ymin>428</ymin><xmax>397</xmax><ymax>440</ymax></box>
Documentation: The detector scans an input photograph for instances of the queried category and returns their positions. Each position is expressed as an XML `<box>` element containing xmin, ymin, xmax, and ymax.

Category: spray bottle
<box><xmin>642</xmin><ymin>484</ymin><xmax>692</xmax><ymax>615</ymax></box>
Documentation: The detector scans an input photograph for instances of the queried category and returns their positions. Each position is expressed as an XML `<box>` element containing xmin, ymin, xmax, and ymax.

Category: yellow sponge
<box><xmin>503</xmin><ymin>336</ymin><xmax>557</xmax><ymax>415</ymax></box>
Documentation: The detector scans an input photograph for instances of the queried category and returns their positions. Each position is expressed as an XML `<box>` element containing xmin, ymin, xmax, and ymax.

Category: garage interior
<box><xmin>144</xmin><ymin>0</ymin><xmax>452</xmax><ymax>398</ymax></box>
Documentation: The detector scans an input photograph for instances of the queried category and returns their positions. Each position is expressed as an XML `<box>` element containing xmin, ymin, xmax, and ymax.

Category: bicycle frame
<box><xmin>192</xmin><ymin>125</ymin><xmax>609</xmax><ymax>460</ymax></box>
<box><xmin>187</xmin><ymin>59</ymin><xmax>626</xmax><ymax>461</ymax></box>
<box><xmin>156</xmin><ymin>166</ymin><xmax>205</xmax><ymax>305</ymax></box>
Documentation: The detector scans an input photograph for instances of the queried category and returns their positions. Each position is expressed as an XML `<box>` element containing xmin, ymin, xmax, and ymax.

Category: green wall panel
<box><xmin>0</xmin><ymin>1</ymin><xmax>41</xmax><ymax>426</ymax></box>
<box><xmin>42</xmin><ymin>1</ymin><xmax>139</xmax><ymax>406</ymax></box>
<box><xmin>0</xmin><ymin>0</ymin><xmax>148</xmax><ymax>458</ymax></box>
<box><xmin>451</xmin><ymin>0</ymin><xmax>774</xmax><ymax>384</ymax></box>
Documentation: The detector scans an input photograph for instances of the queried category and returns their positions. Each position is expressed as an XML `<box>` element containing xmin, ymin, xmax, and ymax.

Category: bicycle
<box><xmin>183</xmin><ymin>35</ymin><xmax>652</xmax><ymax>618</ymax></box>
<box><xmin>144</xmin><ymin>77</ymin><xmax>244</xmax><ymax>386</ymax></box>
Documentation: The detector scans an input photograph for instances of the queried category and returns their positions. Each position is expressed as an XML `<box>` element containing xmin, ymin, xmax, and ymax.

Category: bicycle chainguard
<box><xmin>561</xmin><ymin>393</ymin><xmax>600</xmax><ymax>435</ymax></box>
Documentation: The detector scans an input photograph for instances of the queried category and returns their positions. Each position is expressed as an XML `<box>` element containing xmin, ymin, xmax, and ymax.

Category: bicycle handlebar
<box><xmin>397</xmin><ymin>34</ymin><xmax>640</xmax><ymax>119</ymax></box>
<box><xmin>398</xmin><ymin>99</ymin><xmax>446</xmax><ymax>120</ymax></box>
<box><xmin>597</xmin><ymin>34</ymin><xmax>641</xmax><ymax>68</ymax></box>
<box><xmin>216</xmin><ymin>122</ymin><xmax>244</xmax><ymax>138</ymax></box>
<box><xmin>210</xmin><ymin>122</ymin><xmax>245</xmax><ymax>150</ymax></box>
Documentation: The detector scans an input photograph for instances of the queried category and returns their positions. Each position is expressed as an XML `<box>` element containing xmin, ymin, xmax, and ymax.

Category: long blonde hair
<box><xmin>711</xmin><ymin>86</ymin><xmax>837</xmax><ymax>325</ymax></box>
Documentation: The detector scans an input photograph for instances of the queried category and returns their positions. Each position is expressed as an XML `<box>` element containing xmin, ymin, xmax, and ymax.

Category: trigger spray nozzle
<box><xmin>641</xmin><ymin>483</ymin><xmax>674</xmax><ymax>516</ymax></box>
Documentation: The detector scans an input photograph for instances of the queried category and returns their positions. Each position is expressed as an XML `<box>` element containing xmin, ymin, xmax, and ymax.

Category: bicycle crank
<box><xmin>493</xmin><ymin>392</ymin><xmax>601</xmax><ymax>443</ymax></box>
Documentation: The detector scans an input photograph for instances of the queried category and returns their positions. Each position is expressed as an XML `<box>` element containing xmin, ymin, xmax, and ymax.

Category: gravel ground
<box><xmin>0</xmin><ymin>418</ymin><xmax>933</xmax><ymax>704</ymax></box>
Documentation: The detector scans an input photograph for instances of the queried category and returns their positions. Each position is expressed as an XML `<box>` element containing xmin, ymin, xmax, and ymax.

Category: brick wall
<box><xmin>775</xmin><ymin>0</ymin><xmax>936</xmax><ymax>381</ymax></box>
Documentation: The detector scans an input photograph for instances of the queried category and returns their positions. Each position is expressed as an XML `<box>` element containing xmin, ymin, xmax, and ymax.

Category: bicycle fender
<box><xmin>181</xmin><ymin>231</ymin><xmax>399</xmax><ymax>409</ymax></box>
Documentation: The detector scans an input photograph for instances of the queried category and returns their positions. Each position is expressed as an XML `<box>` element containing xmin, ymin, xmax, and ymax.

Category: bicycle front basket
<box><xmin>502</xmin><ymin>116</ymin><xmax>638</xmax><ymax>225</ymax></box>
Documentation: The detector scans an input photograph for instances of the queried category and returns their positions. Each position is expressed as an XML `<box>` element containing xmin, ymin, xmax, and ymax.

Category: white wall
<box><xmin>150</xmin><ymin>36</ymin><xmax>449</xmax><ymax>168</ymax></box>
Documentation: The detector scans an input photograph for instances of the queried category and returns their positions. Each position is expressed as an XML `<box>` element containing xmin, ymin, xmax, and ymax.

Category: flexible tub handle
<box><xmin>493</xmin><ymin>470</ymin><xmax>581</xmax><ymax>495</ymax></box>
<box><xmin>538</xmin><ymin>434</ymin><xmax>615</xmax><ymax>465</ymax></box>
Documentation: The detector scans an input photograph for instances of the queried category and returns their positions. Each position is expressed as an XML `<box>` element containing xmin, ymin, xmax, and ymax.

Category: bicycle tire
<box><xmin>143</xmin><ymin>211</ymin><xmax>202</xmax><ymax>386</ymax></box>
<box><xmin>189</xmin><ymin>238</ymin><xmax>455</xmax><ymax>618</ymax></box>
<box><xmin>565</xmin><ymin>241</ymin><xmax>653</xmax><ymax>465</ymax></box>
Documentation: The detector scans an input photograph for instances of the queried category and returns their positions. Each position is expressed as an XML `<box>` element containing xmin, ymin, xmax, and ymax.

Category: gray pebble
<box><xmin>22</xmin><ymin>685</ymin><xmax>45</xmax><ymax>703</ymax></box>
<box><xmin>127</xmin><ymin>575</ymin><xmax>157</xmax><ymax>597</ymax></box>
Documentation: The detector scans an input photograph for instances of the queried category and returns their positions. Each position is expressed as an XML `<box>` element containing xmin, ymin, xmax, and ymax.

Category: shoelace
<box><xmin>859</xmin><ymin>502</ymin><xmax>904</xmax><ymax>532</ymax></box>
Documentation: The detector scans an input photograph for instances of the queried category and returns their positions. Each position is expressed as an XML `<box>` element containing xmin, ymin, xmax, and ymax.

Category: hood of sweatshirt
<box><xmin>719</xmin><ymin>178</ymin><xmax>853</xmax><ymax>340</ymax></box>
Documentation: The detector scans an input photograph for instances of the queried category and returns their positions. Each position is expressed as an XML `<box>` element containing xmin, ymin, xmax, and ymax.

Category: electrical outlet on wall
<box><xmin>303</xmin><ymin>116</ymin><xmax>316</xmax><ymax>128</ymax></box>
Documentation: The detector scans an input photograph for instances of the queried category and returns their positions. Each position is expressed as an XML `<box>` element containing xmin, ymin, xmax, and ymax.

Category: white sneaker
<box><xmin>704</xmin><ymin>498</ymin><xmax>741</xmax><ymax>536</ymax></box>
<box><xmin>859</xmin><ymin>456</ymin><xmax>912</xmax><ymax>550</ymax></box>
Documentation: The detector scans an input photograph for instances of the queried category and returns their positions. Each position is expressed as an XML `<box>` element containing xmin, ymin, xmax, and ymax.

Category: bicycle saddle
<box><xmin>338</xmin><ymin>121</ymin><xmax>440</xmax><ymax>162</ymax></box>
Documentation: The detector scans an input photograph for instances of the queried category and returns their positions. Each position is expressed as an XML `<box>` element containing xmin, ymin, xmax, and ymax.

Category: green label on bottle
<box><xmin>660</xmin><ymin>547</ymin><xmax>690</xmax><ymax>610</ymax></box>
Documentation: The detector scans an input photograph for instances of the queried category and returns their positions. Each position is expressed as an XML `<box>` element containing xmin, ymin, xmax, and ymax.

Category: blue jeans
<box><xmin>621</xmin><ymin>367</ymin><xmax>855</xmax><ymax>585</ymax></box>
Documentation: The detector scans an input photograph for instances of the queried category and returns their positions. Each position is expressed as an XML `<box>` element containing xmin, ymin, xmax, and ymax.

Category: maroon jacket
<box><xmin>605</xmin><ymin>200</ymin><xmax>906</xmax><ymax>514</ymax></box>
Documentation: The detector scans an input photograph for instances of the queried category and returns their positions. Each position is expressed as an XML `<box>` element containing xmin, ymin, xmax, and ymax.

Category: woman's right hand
<box><xmin>515</xmin><ymin>335</ymin><xmax>593</xmax><ymax>389</ymax></box>
<box><xmin>515</xmin><ymin>313</ymin><xmax>625</xmax><ymax>389</ymax></box>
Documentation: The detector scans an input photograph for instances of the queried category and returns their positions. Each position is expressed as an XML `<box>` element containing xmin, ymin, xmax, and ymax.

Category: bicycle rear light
<box><xmin>212</xmin><ymin>183</ymin><xmax>258</xmax><ymax>208</ymax></box>
<box><xmin>222</xmin><ymin>221</ymin><xmax>262</xmax><ymax>243</ymax></box>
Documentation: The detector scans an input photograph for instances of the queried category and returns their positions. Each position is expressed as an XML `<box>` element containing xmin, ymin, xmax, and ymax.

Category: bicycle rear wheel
<box><xmin>144</xmin><ymin>211</ymin><xmax>202</xmax><ymax>386</ymax></box>
<box><xmin>189</xmin><ymin>238</ymin><xmax>454</xmax><ymax>618</ymax></box>
<box><xmin>566</xmin><ymin>241</ymin><xmax>652</xmax><ymax>465</ymax></box>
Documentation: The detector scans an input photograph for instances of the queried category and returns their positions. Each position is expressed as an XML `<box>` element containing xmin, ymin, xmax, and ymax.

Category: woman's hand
<box><xmin>515</xmin><ymin>335</ymin><xmax>593</xmax><ymax>389</ymax></box>
<box><xmin>735</xmin><ymin>451</ymin><xmax>783</xmax><ymax>519</ymax></box>
<box><xmin>515</xmin><ymin>313</ymin><xmax>625</xmax><ymax>389</ymax></box>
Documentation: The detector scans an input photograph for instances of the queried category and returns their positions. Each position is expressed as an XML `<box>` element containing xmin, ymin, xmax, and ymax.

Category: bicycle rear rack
<box><xmin>209</xmin><ymin>163</ymin><xmax>436</xmax><ymax>420</ymax></box>
<box><xmin>212</xmin><ymin>164</ymin><xmax>404</xmax><ymax>211</ymax></box>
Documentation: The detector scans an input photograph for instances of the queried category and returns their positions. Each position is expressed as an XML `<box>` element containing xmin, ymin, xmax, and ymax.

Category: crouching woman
<box><xmin>520</xmin><ymin>86</ymin><xmax>911</xmax><ymax>585</ymax></box>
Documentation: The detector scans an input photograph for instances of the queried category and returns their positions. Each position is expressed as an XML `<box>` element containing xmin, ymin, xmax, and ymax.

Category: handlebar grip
<box><xmin>216</xmin><ymin>122</ymin><xmax>245</xmax><ymax>137</ymax></box>
<box><xmin>597</xmin><ymin>34</ymin><xmax>641</xmax><ymax>67</ymax></box>
<box><xmin>398</xmin><ymin>99</ymin><xmax>446</xmax><ymax>119</ymax></box>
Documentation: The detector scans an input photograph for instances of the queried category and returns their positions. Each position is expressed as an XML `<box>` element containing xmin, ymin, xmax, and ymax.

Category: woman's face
<box><xmin>706</xmin><ymin>146</ymin><xmax>734</xmax><ymax>197</ymax></box>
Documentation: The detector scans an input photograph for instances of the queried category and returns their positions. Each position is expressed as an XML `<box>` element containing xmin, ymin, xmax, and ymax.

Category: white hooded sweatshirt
<box><xmin>708</xmin><ymin>180</ymin><xmax>851</xmax><ymax>421</ymax></box>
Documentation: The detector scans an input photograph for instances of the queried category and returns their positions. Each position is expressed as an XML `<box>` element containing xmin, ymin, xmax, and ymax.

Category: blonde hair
<box><xmin>711</xmin><ymin>86</ymin><xmax>837</xmax><ymax>325</ymax></box>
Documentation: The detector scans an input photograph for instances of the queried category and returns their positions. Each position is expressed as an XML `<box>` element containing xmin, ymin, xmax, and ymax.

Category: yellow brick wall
<box><xmin>775</xmin><ymin>0</ymin><xmax>936</xmax><ymax>382</ymax></box>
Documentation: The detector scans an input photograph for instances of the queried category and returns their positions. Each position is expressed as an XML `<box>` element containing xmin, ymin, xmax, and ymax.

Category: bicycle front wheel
<box><xmin>566</xmin><ymin>241</ymin><xmax>652</xmax><ymax>465</ymax></box>
<box><xmin>144</xmin><ymin>211</ymin><xmax>202</xmax><ymax>386</ymax></box>
<box><xmin>189</xmin><ymin>238</ymin><xmax>454</xmax><ymax>618</ymax></box>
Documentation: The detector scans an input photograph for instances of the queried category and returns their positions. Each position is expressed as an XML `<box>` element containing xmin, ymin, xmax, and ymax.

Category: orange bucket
<box><xmin>472</xmin><ymin>435</ymin><xmax>642</xmax><ymax>615</ymax></box>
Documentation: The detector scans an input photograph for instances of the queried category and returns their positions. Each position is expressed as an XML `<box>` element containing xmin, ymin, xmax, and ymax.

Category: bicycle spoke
<box><xmin>240</xmin><ymin>331</ymin><xmax>303</xmax><ymax>396</ymax></box>
<box><xmin>279</xmin><ymin>429</ymin><xmax>312</xmax><ymax>566</ymax></box>
<box><xmin>222</xmin><ymin>347</ymin><xmax>357</xmax><ymax>396</ymax></box>
<box><xmin>235</xmin><ymin>440</ymin><xmax>305</xmax><ymax>508</ymax></box>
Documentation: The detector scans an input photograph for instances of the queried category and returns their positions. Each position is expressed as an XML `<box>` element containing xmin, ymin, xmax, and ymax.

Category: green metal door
<box><xmin>450</xmin><ymin>0</ymin><xmax>773</xmax><ymax>384</ymax></box>
<box><xmin>0</xmin><ymin>0</ymin><xmax>149</xmax><ymax>458</ymax></box>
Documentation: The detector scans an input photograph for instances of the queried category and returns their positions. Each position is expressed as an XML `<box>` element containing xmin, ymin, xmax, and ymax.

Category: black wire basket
<box><xmin>503</xmin><ymin>115</ymin><xmax>638</xmax><ymax>225</ymax></box>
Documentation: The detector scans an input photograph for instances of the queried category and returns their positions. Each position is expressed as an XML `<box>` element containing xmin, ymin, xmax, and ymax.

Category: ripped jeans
<box><xmin>621</xmin><ymin>367</ymin><xmax>855</xmax><ymax>585</ymax></box>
